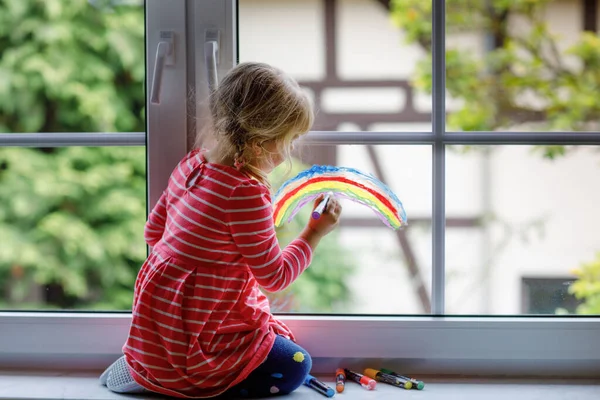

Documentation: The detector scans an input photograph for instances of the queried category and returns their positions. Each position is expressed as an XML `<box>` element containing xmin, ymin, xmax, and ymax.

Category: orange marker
<box><xmin>335</xmin><ymin>368</ymin><xmax>345</xmax><ymax>393</ymax></box>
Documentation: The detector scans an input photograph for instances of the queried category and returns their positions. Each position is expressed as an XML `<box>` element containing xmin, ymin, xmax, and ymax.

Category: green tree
<box><xmin>0</xmin><ymin>0</ymin><xmax>354</xmax><ymax>311</ymax></box>
<box><xmin>392</xmin><ymin>0</ymin><xmax>600</xmax><ymax>156</ymax></box>
<box><xmin>0</xmin><ymin>0</ymin><xmax>146</xmax><ymax>310</ymax></box>
<box><xmin>390</xmin><ymin>0</ymin><xmax>600</xmax><ymax>313</ymax></box>
<box><xmin>568</xmin><ymin>253</ymin><xmax>600</xmax><ymax>314</ymax></box>
<box><xmin>0</xmin><ymin>0</ymin><xmax>145</xmax><ymax>133</ymax></box>
<box><xmin>0</xmin><ymin>146</ymin><xmax>147</xmax><ymax>309</ymax></box>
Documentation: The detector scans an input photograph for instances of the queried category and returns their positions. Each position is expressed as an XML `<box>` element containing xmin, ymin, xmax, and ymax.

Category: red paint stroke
<box><xmin>274</xmin><ymin>176</ymin><xmax>399</xmax><ymax>218</ymax></box>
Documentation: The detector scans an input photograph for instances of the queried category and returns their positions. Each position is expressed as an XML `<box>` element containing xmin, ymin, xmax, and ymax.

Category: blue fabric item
<box><xmin>222</xmin><ymin>335</ymin><xmax>312</xmax><ymax>398</ymax></box>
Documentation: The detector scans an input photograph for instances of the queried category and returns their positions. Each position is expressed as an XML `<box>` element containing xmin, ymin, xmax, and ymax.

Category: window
<box><xmin>2</xmin><ymin>0</ymin><xmax>599</xmax><ymax>375</ymax></box>
<box><xmin>0</xmin><ymin>0</ymin><xmax>146</xmax><ymax>311</ymax></box>
<box><xmin>240</xmin><ymin>0</ymin><xmax>600</xmax><ymax>317</ymax></box>
<box><xmin>239</xmin><ymin>0</ymin><xmax>434</xmax><ymax>314</ymax></box>
<box><xmin>522</xmin><ymin>277</ymin><xmax>581</xmax><ymax>315</ymax></box>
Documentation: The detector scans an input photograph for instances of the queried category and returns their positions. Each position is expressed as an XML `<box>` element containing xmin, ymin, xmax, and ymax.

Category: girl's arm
<box><xmin>227</xmin><ymin>183</ymin><xmax>314</xmax><ymax>292</ymax></box>
<box><xmin>144</xmin><ymin>190</ymin><xmax>168</xmax><ymax>247</ymax></box>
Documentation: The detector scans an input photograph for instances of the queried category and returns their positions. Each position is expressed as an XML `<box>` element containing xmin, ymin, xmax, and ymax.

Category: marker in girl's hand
<box><xmin>312</xmin><ymin>192</ymin><xmax>333</xmax><ymax>220</ymax></box>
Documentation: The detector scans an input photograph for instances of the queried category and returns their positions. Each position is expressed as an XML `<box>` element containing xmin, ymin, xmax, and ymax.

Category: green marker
<box><xmin>380</xmin><ymin>368</ymin><xmax>425</xmax><ymax>390</ymax></box>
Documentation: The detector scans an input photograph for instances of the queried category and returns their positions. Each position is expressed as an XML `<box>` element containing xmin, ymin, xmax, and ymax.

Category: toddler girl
<box><xmin>100</xmin><ymin>62</ymin><xmax>342</xmax><ymax>398</ymax></box>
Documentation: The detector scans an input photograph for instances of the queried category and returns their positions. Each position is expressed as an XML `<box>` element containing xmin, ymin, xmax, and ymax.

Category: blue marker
<box><xmin>303</xmin><ymin>374</ymin><xmax>335</xmax><ymax>397</ymax></box>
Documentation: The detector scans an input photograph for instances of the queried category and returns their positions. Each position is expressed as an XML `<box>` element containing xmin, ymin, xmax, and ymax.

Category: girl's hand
<box><xmin>307</xmin><ymin>193</ymin><xmax>342</xmax><ymax>237</ymax></box>
<box><xmin>298</xmin><ymin>193</ymin><xmax>342</xmax><ymax>251</ymax></box>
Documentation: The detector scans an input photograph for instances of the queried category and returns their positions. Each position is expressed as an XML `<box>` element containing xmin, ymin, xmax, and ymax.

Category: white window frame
<box><xmin>1</xmin><ymin>0</ymin><xmax>599</xmax><ymax>376</ymax></box>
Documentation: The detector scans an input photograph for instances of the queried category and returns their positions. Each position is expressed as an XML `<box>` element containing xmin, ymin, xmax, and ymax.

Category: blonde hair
<box><xmin>198</xmin><ymin>62</ymin><xmax>314</xmax><ymax>188</ymax></box>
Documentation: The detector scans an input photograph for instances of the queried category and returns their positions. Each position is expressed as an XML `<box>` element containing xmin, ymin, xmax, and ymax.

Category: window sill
<box><xmin>1</xmin><ymin>313</ymin><xmax>600</xmax><ymax>377</ymax></box>
<box><xmin>1</xmin><ymin>371</ymin><xmax>599</xmax><ymax>400</ymax></box>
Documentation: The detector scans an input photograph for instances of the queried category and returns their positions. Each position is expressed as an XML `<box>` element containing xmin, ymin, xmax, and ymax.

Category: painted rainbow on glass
<box><xmin>272</xmin><ymin>165</ymin><xmax>407</xmax><ymax>230</ymax></box>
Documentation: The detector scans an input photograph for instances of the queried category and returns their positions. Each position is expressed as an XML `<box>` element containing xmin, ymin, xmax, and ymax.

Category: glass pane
<box><xmin>0</xmin><ymin>1</ymin><xmax>146</xmax><ymax>311</ymax></box>
<box><xmin>239</xmin><ymin>0</ymin><xmax>432</xmax><ymax>132</ymax></box>
<box><xmin>0</xmin><ymin>146</ymin><xmax>146</xmax><ymax>311</ymax></box>
<box><xmin>439</xmin><ymin>0</ymin><xmax>598</xmax><ymax>132</ymax></box>
<box><xmin>0</xmin><ymin>1</ymin><xmax>145</xmax><ymax>134</ymax></box>
<box><xmin>268</xmin><ymin>144</ymin><xmax>432</xmax><ymax>314</ymax></box>
<box><xmin>445</xmin><ymin>145</ymin><xmax>600</xmax><ymax>315</ymax></box>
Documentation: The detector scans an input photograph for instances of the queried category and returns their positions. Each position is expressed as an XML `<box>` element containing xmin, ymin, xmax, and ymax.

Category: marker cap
<box><xmin>360</xmin><ymin>376</ymin><xmax>377</xmax><ymax>390</ymax></box>
<box><xmin>363</xmin><ymin>368</ymin><xmax>378</xmax><ymax>380</ymax></box>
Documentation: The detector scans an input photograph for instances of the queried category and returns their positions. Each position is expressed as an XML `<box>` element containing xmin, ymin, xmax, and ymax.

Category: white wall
<box><xmin>238</xmin><ymin>0</ymin><xmax>325</xmax><ymax>80</ymax></box>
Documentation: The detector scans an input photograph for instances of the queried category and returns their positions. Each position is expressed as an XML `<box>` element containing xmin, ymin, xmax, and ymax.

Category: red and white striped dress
<box><xmin>123</xmin><ymin>149</ymin><xmax>312</xmax><ymax>398</ymax></box>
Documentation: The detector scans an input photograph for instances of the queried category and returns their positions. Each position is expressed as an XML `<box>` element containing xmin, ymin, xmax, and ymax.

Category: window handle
<box><xmin>204</xmin><ymin>29</ymin><xmax>220</xmax><ymax>92</ymax></box>
<box><xmin>150</xmin><ymin>31</ymin><xmax>175</xmax><ymax>105</ymax></box>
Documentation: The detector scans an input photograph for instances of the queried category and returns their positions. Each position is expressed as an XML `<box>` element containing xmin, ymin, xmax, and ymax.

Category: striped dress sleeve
<box><xmin>227</xmin><ymin>182</ymin><xmax>312</xmax><ymax>292</ymax></box>
<box><xmin>144</xmin><ymin>190</ymin><xmax>168</xmax><ymax>247</ymax></box>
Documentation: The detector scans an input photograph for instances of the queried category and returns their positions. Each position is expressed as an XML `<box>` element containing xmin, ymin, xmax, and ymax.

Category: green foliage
<box><xmin>0</xmin><ymin>0</ymin><xmax>145</xmax><ymax>133</ymax></box>
<box><xmin>0</xmin><ymin>0</ymin><xmax>146</xmax><ymax>309</ymax></box>
<box><xmin>391</xmin><ymin>0</ymin><xmax>600</xmax><ymax>157</ymax></box>
<box><xmin>0</xmin><ymin>147</ymin><xmax>146</xmax><ymax>309</ymax></box>
<box><xmin>267</xmin><ymin>160</ymin><xmax>355</xmax><ymax>313</ymax></box>
<box><xmin>566</xmin><ymin>253</ymin><xmax>600</xmax><ymax>314</ymax></box>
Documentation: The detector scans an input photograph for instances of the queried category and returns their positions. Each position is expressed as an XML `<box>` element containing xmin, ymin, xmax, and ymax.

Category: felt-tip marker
<box><xmin>312</xmin><ymin>193</ymin><xmax>332</xmax><ymax>220</ymax></box>
<box><xmin>303</xmin><ymin>374</ymin><xmax>335</xmax><ymax>397</ymax></box>
<box><xmin>364</xmin><ymin>368</ymin><xmax>412</xmax><ymax>390</ymax></box>
<box><xmin>335</xmin><ymin>368</ymin><xmax>345</xmax><ymax>393</ymax></box>
<box><xmin>380</xmin><ymin>368</ymin><xmax>425</xmax><ymax>390</ymax></box>
<box><xmin>343</xmin><ymin>369</ymin><xmax>376</xmax><ymax>390</ymax></box>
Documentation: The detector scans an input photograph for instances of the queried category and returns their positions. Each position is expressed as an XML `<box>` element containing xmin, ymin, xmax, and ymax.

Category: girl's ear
<box><xmin>251</xmin><ymin>141</ymin><xmax>263</xmax><ymax>157</ymax></box>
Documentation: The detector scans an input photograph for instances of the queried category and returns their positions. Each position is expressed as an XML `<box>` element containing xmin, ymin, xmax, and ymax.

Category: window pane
<box><xmin>522</xmin><ymin>277</ymin><xmax>581</xmax><ymax>314</ymax></box>
<box><xmin>0</xmin><ymin>1</ymin><xmax>146</xmax><ymax>311</ymax></box>
<box><xmin>268</xmin><ymin>144</ymin><xmax>432</xmax><ymax>314</ymax></box>
<box><xmin>441</xmin><ymin>0</ymin><xmax>598</xmax><ymax>132</ymax></box>
<box><xmin>238</xmin><ymin>0</ymin><xmax>432</xmax><ymax>132</ymax></box>
<box><xmin>445</xmin><ymin>145</ymin><xmax>600</xmax><ymax>315</ymax></box>
<box><xmin>0</xmin><ymin>1</ymin><xmax>145</xmax><ymax>134</ymax></box>
<box><xmin>0</xmin><ymin>146</ymin><xmax>146</xmax><ymax>311</ymax></box>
